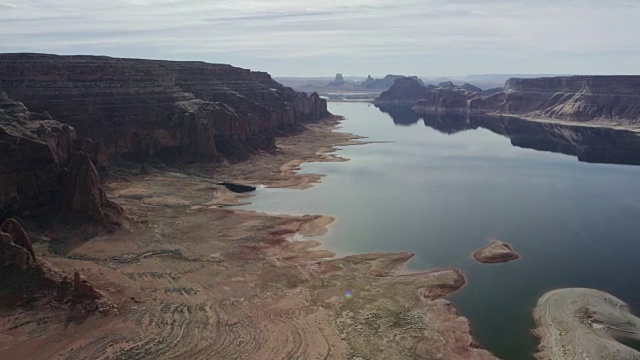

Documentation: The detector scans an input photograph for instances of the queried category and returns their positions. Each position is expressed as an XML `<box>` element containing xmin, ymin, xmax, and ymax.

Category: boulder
<box><xmin>0</xmin><ymin>218</ymin><xmax>36</xmax><ymax>270</ymax></box>
<box><xmin>72</xmin><ymin>271</ymin><xmax>101</xmax><ymax>302</ymax></box>
<box><xmin>472</xmin><ymin>240</ymin><xmax>520</xmax><ymax>264</ymax></box>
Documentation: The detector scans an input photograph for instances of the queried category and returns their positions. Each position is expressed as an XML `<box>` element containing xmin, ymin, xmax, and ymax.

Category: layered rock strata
<box><xmin>0</xmin><ymin>94</ymin><xmax>119</xmax><ymax>222</ymax></box>
<box><xmin>407</xmin><ymin>76</ymin><xmax>640</xmax><ymax>126</ymax></box>
<box><xmin>0</xmin><ymin>53</ymin><xmax>330</xmax><ymax>162</ymax></box>
<box><xmin>472</xmin><ymin>76</ymin><xmax>640</xmax><ymax>124</ymax></box>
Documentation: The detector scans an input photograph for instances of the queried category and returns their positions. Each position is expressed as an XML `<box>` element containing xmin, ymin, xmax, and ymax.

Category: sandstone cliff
<box><xmin>470</xmin><ymin>76</ymin><xmax>640</xmax><ymax>125</ymax></box>
<box><xmin>0</xmin><ymin>53</ymin><xmax>330</xmax><ymax>162</ymax></box>
<box><xmin>416</xmin><ymin>87</ymin><xmax>478</xmax><ymax>113</ymax></box>
<box><xmin>0</xmin><ymin>93</ymin><xmax>119</xmax><ymax>223</ymax></box>
<box><xmin>374</xmin><ymin>77</ymin><xmax>435</xmax><ymax>105</ymax></box>
<box><xmin>410</xmin><ymin>76</ymin><xmax>640</xmax><ymax>127</ymax></box>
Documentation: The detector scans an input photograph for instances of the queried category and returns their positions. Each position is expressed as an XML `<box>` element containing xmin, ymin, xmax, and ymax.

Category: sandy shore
<box><xmin>533</xmin><ymin>288</ymin><xmax>640</xmax><ymax>360</ymax></box>
<box><xmin>0</xmin><ymin>117</ymin><xmax>497</xmax><ymax>359</ymax></box>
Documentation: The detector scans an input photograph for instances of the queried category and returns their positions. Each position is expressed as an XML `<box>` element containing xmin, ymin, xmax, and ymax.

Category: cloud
<box><xmin>0</xmin><ymin>0</ymin><xmax>639</xmax><ymax>76</ymax></box>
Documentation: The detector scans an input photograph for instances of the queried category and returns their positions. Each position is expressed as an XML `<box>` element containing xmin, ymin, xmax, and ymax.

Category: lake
<box><xmin>240</xmin><ymin>102</ymin><xmax>640</xmax><ymax>359</ymax></box>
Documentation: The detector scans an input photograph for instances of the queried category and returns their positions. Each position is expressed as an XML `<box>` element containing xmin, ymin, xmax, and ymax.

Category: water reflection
<box><xmin>376</xmin><ymin>105</ymin><xmax>640</xmax><ymax>165</ymax></box>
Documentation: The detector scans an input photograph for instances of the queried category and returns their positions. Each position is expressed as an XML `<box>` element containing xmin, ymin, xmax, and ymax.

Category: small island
<box><xmin>472</xmin><ymin>239</ymin><xmax>520</xmax><ymax>264</ymax></box>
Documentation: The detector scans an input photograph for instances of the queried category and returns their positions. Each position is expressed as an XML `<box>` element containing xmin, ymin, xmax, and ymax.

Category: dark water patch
<box><xmin>620</xmin><ymin>338</ymin><xmax>640</xmax><ymax>352</ymax></box>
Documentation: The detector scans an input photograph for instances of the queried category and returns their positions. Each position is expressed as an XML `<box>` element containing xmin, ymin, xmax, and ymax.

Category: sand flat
<box><xmin>533</xmin><ymin>288</ymin><xmax>640</xmax><ymax>360</ymax></box>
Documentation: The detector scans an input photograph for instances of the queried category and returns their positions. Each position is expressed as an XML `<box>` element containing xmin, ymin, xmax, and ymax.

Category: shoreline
<box><xmin>0</xmin><ymin>115</ymin><xmax>498</xmax><ymax>359</ymax></box>
<box><xmin>532</xmin><ymin>288</ymin><xmax>640</xmax><ymax>359</ymax></box>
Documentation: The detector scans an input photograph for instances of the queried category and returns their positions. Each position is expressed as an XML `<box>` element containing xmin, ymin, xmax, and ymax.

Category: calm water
<box><xmin>241</xmin><ymin>102</ymin><xmax>640</xmax><ymax>359</ymax></box>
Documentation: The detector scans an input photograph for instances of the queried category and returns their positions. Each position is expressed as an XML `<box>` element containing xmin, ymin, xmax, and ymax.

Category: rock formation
<box><xmin>361</xmin><ymin>75</ymin><xmax>375</xmax><ymax>87</ymax></box>
<box><xmin>408</xmin><ymin>75</ymin><xmax>640</xmax><ymax>126</ymax></box>
<box><xmin>0</xmin><ymin>53</ymin><xmax>330</xmax><ymax>163</ymax></box>
<box><xmin>416</xmin><ymin>87</ymin><xmax>478</xmax><ymax>113</ymax></box>
<box><xmin>0</xmin><ymin>218</ymin><xmax>37</xmax><ymax>270</ymax></box>
<box><xmin>328</xmin><ymin>73</ymin><xmax>345</xmax><ymax>86</ymax></box>
<box><xmin>0</xmin><ymin>94</ymin><xmax>120</xmax><ymax>223</ymax></box>
<box><xmin>533</xmin><ymin>288</ymin><xmax>640</xmax><ymax>360</ymax></box>
<box><xmin>63</xmin><ymin>152</ymin><xmax>120</xmax><ymax>223</ymax></box>
<box><xmin>366</xmin><ymin>74</ymin><xmax>424</xmax><ymax>90</ymax></box>
<box><xmin>71</xmin><ymin>271</ymin><xmax>102</xmax><ymax>302</ymax></box>
<box><xmin>373</xmin><ymin>77</ymin><xmax>435</xmax><ymax>105</ymax></box>
<box><xmin>375</xmin><ymin>79</ymin><xmax>502</xmax><ymax>111</ymax></box>
<box><xmin>0</xmin><ymin>218</ymin><xmax>104</xmax><ymax>308</ymax></box>
<box><xmin>472</xmin><ymin>76</ymin><xmax>640</xmax><ymax>124</ymax></box>
<box><xmin>461</xmin><ymin>83</ymin><xmax>482</xmax><ymax>93</ymax></box>
<box><xmin>472</xmin><ymin>239</ymin><xmax>520</xmax><ymax>264</ymax></box>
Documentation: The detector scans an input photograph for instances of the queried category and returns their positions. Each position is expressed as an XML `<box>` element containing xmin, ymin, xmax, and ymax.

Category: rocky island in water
<box><xmin>1</xmin><ymin>53</ymin><xmax>640</xmax><ymax>360</ymax></box>
<box><xmin>472</xmin><ymin>240</ymin><xmax>520</xmax><ymax>264</ymax></box>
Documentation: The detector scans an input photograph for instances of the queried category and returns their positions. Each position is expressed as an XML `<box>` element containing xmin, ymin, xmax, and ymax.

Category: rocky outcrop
<box><xmin>63</xmin><ymin>152</ymin><xmax>120</xmax><ymax>222</ymax></box>
<box><xmin>0</xmin><ymin>53</ymin><xmax>330</xmax><ymax>162</ymax></box>
<box><xmin>472</xmin><ymin>240</ymin><xmax>520</xmax><ymax>264</ymax></box>
<box><xmin>374</xmin><ymin>77</ymin><xmax>434</xmax><ymax>105</ymax></box>
<box><xmin>366</xmin><ymin>74</ymin><xmax>424</xmax><ymax>90</ymax></box>
<box><xmin>410</xmin><ymin>76</ymin><xmax>640</xmax><ymax>126</ymax></box>
<box><xmin>71</xmin><ymin>271</ymin><xmax>102</xmax><ymax>302</ymax></box>
<box><xmin>328</xmin><ymin>73</ymin><xmax>345</xmax><ymax>86</ymax></box>
<box><xmin>461</xmin><ymin>83</ymin><xmax>482</xmax><ymax>93</ymax></box>
<box><xmin>0</xmin><ymin>218</ymin><xmax>105</xmax><ymax>309</ymax></box>
<box><xmin>375</xmin><ymin>81</ymin><xmax>480</xmax><ymax>113</ymax></box>
<box><xmin>0</xmin><ymin>218</ymin><xmax>37</xmax><ymax>270</ymax></box>
<box><xmin>475</xmin><ymin>76</ymin><xmax>640</xmax><ymax>124</ymax></box>
<box><xmin>0</xmin><ymin>94</ymin><xmax>120</xmax><ymax>223</ymax></box>
<box><xmin>414</xmin><ymin>87</ymin><xmax>478</xmax><ymax>113</ymax></box>
<box><xmin>360</xmin><ymin>75</ymin><xmax>375</xmax><ymax>87</ymax></box>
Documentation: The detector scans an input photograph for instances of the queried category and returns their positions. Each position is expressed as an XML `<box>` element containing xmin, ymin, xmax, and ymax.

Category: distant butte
<box><xmin>472</xmin><ymin>239</ymin><xmax>520</xmax><ymax>264</ymax></box>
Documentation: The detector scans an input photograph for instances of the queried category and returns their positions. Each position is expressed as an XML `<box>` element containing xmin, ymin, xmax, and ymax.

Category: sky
<box><xmin>1</xmin><ymin>0</ymin><xmax>639</xmax><ymax>77</ymax></box>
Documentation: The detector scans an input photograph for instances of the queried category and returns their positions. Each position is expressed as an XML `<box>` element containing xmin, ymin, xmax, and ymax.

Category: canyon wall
<box><xmin>0</xmin><ymin>93</ymin><xmax>119</xmax><ymax>222</ymax></box>
<box><xmin>471</xmin><ymin>76</ymin><xmax>640</xmax><ymax>124</ymax></box>
<box><xmin>378</xmin><ymin>75</ymin><xmax>640</xmax><ymax>127</ymax></box>
<box><xmin>0</xmin><ymin>54</ymin><xmax>329</xmax><ymax>162</ymax></box>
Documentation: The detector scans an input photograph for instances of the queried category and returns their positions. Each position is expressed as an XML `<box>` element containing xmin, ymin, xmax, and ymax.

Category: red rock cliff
<box><xmin>0</xmin><ymin>93</ymin><xmax>119</xmax><ymax>222</ymax></box>
<box><xmin>0</xmin><ymin>53</ymin><xmax>330</xmax><ymax>162</ymax></box>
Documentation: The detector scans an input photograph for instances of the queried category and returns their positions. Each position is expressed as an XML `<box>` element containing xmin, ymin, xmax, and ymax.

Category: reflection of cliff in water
<box><xmin>375</xmin><ymin>104</ymin><xmax>420</xmax><ymax>125</ymax></box>
<box><xmin>421</xmin><ymin>112</ymin><xmax>472</xmax><ymax>135</ymax></box>
<box><xmin>376</xmin><ymin>105</ymin><xmax>640</xmax><ymax>166</ymax></box>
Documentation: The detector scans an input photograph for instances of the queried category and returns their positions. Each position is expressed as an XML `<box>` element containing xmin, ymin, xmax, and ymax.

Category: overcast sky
<box><xmin>1</xmin><ymin>0</ymin><xmax>639</xmax><ymax>77</ymax></box>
